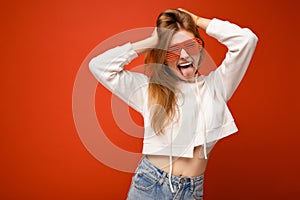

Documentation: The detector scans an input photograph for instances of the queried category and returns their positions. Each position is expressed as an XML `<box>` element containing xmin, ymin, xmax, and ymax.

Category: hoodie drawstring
<box><xmin>195</xmin><ymin>75</ymin><xmax>208</xmax><ymax>159</ymax></box>
<box><xmin>168</xmin><ymin>124</ymin><xmax>175</xmax><ymax>193</ymax></box>
<box><xmin>168</xmin><ymin>155</ymin><xmax>175</xmax><ymax>193</ymax></box>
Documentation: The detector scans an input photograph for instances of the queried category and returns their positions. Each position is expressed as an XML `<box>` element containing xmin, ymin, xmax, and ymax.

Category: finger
<box><xmin>178</xmin><ymin>8</ymin><xmax>192</xmax><ymax>15</ymax></box>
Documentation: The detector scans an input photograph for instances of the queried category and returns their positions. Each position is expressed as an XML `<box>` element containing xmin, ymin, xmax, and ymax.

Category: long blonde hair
<box><xmin>145</xmin><ymin>9</ymin><xmax>204</xmax><ymax>135</ymax></box>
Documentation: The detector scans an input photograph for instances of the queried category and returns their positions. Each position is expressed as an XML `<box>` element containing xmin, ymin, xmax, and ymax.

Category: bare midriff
<box><xmin>146</xmin><ymin>145</ymin><xmax>209</xmax><ymax>178</ymax></box>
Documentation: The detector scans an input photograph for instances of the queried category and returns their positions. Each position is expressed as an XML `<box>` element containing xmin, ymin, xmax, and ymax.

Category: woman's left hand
<box><xmin>178</xmin><ymin>8</ymin><xmax>199</xmax><ymax>25</ymax></box>
<box><xmin>178</xmin><ymin>8</ymin><xmax>211</xmax><ymax>30</ymax></box>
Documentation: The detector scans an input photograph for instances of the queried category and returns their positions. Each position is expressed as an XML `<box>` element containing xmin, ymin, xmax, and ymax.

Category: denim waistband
<box><xmin>139</xmin><ymin>156</ymin><xmax>204</xmax><ymax>185</ymax></box>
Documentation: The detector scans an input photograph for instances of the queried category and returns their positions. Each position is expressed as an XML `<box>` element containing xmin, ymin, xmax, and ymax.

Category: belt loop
<box><xmin>158</xmin><ymin>171</ymin><xmax>167</xmax><ymax>185</ymax></box>
<box><xmin>190</xmin><ymin>178</ymin><xmax>195</xmax><ymax>193</ymax></box>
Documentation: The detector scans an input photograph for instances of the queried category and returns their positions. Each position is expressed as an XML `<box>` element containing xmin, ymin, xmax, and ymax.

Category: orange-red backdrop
<box><xmin>1</xmin><ymin>0</ymin><xmax>299</xmax><ymax>199</ymax></box>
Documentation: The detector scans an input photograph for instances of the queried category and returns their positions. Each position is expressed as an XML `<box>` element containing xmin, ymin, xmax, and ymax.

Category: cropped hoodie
<box><xmin>89</xmin><ymin>18</ymin><xmax>258</xmax><ymax>192</ymax></box>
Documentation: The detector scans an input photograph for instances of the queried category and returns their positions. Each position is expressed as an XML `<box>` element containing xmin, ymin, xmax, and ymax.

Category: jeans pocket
<box><xmin>133</xmin><ymin>170</ymin><xmax>158</xmax><ymax>191</ymax></box>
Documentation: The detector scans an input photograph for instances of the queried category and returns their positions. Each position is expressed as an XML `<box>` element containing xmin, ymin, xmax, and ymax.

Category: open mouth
<box><xmin>177</xmin><ymin>61</ymin><xmax>194</xmax><ymax>69</ymax></box>
<box><xmin>177</xmin><ymin>62</ymin><xmax>194</xmax><ymax>73</ymax></box>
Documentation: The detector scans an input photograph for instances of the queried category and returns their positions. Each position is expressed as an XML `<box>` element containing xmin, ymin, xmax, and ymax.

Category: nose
<box><xmin>179</xmin><ymin>48</ymin><xmax>189</xmax><ymax>60</ymax></box>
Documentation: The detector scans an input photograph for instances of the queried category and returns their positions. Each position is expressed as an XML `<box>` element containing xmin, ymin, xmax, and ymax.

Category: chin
<box><xmin>184</xmin><ymin>77</ymin><xmax>196</xmax><ymax>82</ymax></box>
<box><xmin>178</xmin><ymin>73</ymin><xmax>196</xmax><ymax>82</ymax></box>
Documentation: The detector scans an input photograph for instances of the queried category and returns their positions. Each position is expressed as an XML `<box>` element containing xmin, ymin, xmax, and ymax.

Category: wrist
<box><xmin>132</xmin><ymin>37</ymin><xmax>156</xmax><ymax>55</ymax></box>
<box><xmin>195</xmin><ymin>16</ymin><xmax>200</xmax><ymax>26</ymax></box>
<box><xmin>196</xmin><ymin>17</ymin><xmax>211</xmax><ymax>31</ymax></box>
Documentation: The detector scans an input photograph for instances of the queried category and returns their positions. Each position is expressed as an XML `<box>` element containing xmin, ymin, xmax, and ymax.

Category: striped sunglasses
<box><xmin>166</xmin><ymin>37</ymin><xmax>203</xmax><ymax>62</ymax></box>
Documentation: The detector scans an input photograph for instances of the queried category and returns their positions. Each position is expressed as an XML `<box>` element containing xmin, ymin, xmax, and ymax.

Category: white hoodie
<box><xmin>89</xmin><ymin>18</ymin><xmax>258</xmax><ymax>160</ymax></box>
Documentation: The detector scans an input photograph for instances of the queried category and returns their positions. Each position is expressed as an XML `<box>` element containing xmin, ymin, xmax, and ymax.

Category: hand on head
<box><xmin>177</xmin><ymin>8</ymin><xmax>199</xmax><ymax>25</ymax></box>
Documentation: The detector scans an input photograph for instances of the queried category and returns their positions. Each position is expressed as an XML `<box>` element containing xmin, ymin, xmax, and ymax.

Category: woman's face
<box><xmin>166</xmin><ymin>30</ymin><xmax>202</xmax><ymax>82</ymax></box>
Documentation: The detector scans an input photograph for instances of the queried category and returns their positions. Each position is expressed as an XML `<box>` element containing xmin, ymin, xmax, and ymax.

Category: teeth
<box><xmin>178</xmin><ymin>62</ymin><xmax>193</xmax><ymax>67</ymax></box>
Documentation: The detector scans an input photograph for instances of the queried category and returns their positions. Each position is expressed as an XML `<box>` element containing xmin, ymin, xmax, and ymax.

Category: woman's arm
<box><xmin>206</xmin><ymin>18</ymin><xmax>258</xmax><ymax>101</ymax></box>
<box><xmin>89</xmin><ymin>43</ymin><xmax>146</xmax><ymax>113</ymax></box>
<box><xmin>89</xmin><ymin>28</ymin><xmax>159</xmax><ymax>113</ymax></box>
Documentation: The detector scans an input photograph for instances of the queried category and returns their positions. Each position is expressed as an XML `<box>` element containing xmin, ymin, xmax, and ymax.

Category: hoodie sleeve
<box><xmin>205</xmin><ymin>18</ymin><xmax>258</xmax><ymax>101</ymax></box>
<box><xmin>89</xmin><ymin>42</ymin><xmax>148</xmax><ymax>114</ymax></box>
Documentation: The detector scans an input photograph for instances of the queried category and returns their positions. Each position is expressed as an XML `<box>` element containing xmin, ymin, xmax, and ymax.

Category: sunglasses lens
<box><xmin>166</xmin><ymin>52</ymin><xmax>179</xmax><ymax>61</ymax></box>
<box><xmin>184</xmin><ymin>38</ymin><xmax>203</xmax><ymax>54</ymax></box>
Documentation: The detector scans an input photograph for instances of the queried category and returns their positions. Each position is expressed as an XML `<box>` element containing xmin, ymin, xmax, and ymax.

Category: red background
<box><xmin>1</xmin><ymin>0</ymin><xmax>299</xmax><ymax>199</ymax></box>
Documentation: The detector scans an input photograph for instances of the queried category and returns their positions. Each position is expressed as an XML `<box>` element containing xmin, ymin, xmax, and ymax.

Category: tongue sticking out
<box><xmin>177</xmin><ymin>62</ymin><xmax>195</xmax><ymax>78</ymax></box>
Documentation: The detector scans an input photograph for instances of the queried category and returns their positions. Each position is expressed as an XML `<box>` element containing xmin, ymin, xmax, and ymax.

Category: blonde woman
<box><xmin>89</xmin><ymin>8</ymin><xmax>258</xmax><ymax>200</ymax></box>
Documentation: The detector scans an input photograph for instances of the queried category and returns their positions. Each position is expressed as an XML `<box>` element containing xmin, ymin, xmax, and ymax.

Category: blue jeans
<box><xmin>127</xmin><ymin>156</ymin><xmax>204</xmax><ymax>200</ymax></box>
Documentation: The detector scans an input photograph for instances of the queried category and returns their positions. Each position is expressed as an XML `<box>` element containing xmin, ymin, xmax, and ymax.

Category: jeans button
<box><xmin>180</xmin><ymin>179</ymin><xmax>186</xmax><ymax>184</ymax></box>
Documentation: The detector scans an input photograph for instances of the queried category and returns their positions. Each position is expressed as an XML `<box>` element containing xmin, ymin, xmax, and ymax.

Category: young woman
<box><xmin>89</xmin><ymin>8</ymin><xmax>258</xmax><ymax>200</ymax></box>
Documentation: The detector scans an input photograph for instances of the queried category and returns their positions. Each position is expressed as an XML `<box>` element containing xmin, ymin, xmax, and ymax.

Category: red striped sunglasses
<box><xmin>166</xmin><ymin>38</ymin><xmax>203</xmax><ymax>62</ymax></box>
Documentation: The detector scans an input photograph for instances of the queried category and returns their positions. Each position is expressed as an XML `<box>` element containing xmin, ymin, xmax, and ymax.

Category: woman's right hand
<box><xmin>150</xmin><ymin>27</ymin><xmax>159</xmax><ymax>47</ymax></box>
<box><xmin>132</xmin><ymin>28</ymin><xmax>159</xmax><ymax>55</ymax></box>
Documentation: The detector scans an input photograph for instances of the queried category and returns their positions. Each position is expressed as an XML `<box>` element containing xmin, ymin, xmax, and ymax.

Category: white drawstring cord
<box><xmin>201</xmin><ymin>108</ymin><xmax>208</xmax><ymax>159</ymax></box>
<box><xmin>168</xmin><ymin>124</ymin><xmax>175</xmax><ymax>193</ymax></box>
<box><xmin>195</xmin><ymin>74</ymin><xmax>208</xmax><ymax>159</ymax></box>
<box><xmin>168</xmin><ymin>155</ymin><xmax>175</xmax><ymax>193</ymax></box>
